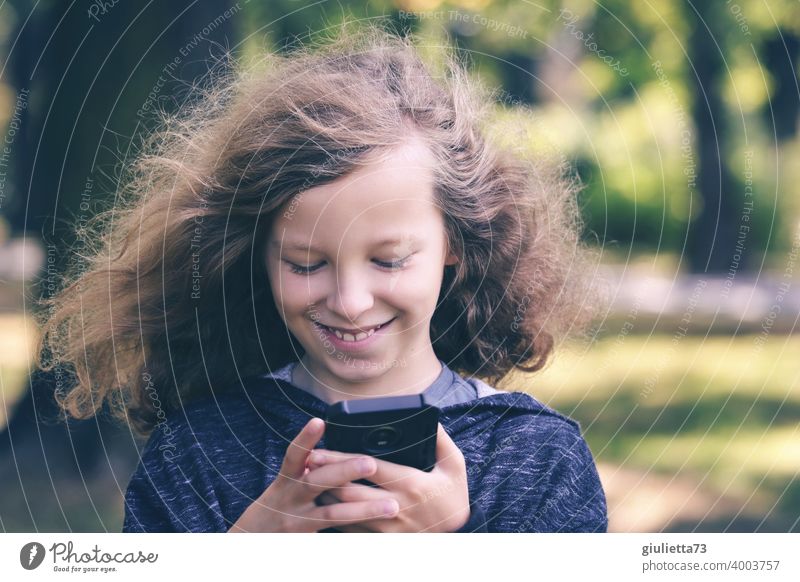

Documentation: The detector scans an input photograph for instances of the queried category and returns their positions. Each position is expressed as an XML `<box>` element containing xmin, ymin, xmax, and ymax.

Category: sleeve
<box><xmin>453</xmin><ymin>501</ymin><xmax>489</xmax><ymax>533</ymax></box>
<box><xmin>122</xmin><ymin>465</ymin><xmax>180</xmax><ymax>533</ymax></box>
<box><xmin>121</xmin><ymin>422</ymin><xmax>228</xmax><ymax>533</ymax></box>
<box><xmin>121</xmin><ymin>426</ymin><xmax>187</xmax><ymax>533</ymax></box>
<box><xmin>454</xmin><ymin>455</ymin><xmax>489</xmax><ymax>532</ymax></box>
<box><xmin>522</xmin><ymin>425</ymin><xmax>608</xmax><ymax>533</ymax></box>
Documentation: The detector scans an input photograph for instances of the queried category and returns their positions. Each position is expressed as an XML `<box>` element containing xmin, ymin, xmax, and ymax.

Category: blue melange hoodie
<box><xmin>121</xmin><ymin>361</ymin><xmax>608</xmax><ymax>533</ymax></box>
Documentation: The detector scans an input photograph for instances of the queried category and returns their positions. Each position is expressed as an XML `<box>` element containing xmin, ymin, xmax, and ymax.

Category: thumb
<box><xmin>282</xmin><ymin>417</ymin><xmax>325</xmax><ymax>479</ymax></box>
<box><xmin>435</xmin><ymin>422</ymin><xmax>464</xmax><ymax>473</ymax></box>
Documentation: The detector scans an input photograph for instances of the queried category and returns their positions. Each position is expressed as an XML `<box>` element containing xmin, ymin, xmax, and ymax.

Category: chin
<box><xmin>328</xmin><ymin>354</ymin><xmax>398</xmax><ymax>378</ymax></box>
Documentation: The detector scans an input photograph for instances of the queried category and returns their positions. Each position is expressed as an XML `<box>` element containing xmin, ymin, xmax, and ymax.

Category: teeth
<box><xmin>321</xmin><ymin>319</ymin><xmax>391</xmax><ymax>342</ymax></box>
<box><xmin>331</xmin><ymin>326</ymin><xmax>378</xmax><ymax>342</ymax></box>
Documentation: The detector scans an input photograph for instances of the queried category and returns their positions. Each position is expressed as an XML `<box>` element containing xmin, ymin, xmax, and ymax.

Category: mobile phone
<box><xmin>324</xmin><ymin>393</ymin><xmax>439</xmax><ymax>473</ymax></box>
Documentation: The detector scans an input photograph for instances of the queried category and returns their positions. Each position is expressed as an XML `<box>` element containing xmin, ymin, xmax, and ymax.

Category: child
<box><xmin>35</xmin><ymin>20</ymin><xmax>607</xmax><ymax>533</ymax></box>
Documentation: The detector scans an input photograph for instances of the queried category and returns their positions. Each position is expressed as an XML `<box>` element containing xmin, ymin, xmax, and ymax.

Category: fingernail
<box><xmin>383</xmin><ymin>500</ymin><xmax>399</xmax><ymax>516</ymax></box>
<box><xmin>310</xmin><ymin>452</ymin><xmax>324</xmax><ymax>464</ymax></box>
<box><xmin>358</xmin><ymin>458</ymin><xmax>375</xmax><ymax>474</ymax></box>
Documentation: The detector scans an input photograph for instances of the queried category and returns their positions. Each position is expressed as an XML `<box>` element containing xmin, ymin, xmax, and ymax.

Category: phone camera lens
<box><xmin>363</xmin><ymin>426</ymin><xmax>401</xmax><ymax>451</ymax></box>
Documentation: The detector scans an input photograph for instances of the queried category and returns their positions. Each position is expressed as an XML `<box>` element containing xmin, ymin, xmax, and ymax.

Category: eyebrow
<box><xmin>270</xmin><ymin>236</ymin><xmax>418</xmax><ymax>253</ymax></box>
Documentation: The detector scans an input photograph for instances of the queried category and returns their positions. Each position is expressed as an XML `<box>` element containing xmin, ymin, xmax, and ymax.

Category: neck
<box><xmin>292</xmin><ymin>352</ymin><xmax>443</xmax><ymax>404</ymax></box>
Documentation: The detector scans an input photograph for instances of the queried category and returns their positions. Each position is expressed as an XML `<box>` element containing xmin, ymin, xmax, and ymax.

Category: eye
<box><xmin>286</xmin><ymin>261</ymin><xmax>323</xmax><ymax>275</ymax></box>
<box><xmin>374</xmin><ymin>255</ymin><xmax>412</xmax><ymax>270</ymax></box>
<box><xmin>284</xmin><ymin>255</ymin><xmax>413</xmax><ymax>276</ymax></box>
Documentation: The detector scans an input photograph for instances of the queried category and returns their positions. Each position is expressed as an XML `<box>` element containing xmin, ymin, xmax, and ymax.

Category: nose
<box><xmin>325</xmin><ymin>267</ymin><xmax>374</xmax><ymax>324</ymax></box>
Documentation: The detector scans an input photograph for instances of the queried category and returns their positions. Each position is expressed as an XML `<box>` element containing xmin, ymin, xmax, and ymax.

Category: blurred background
<box><xmin>0</xmin><ymin>0</ymin><xmax>797</xmax><ymax>532</ymax></box>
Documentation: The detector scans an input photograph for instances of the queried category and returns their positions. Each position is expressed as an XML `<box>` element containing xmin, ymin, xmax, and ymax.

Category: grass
<box><xmin>504</xmin><ymin>334</ymin><xmax>800</xmax><ymax>531</ymax></box>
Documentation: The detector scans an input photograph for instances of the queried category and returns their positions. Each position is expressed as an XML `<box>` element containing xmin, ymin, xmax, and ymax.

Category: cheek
<box><xmin>266</xmin><ymin>262</ymin><xmax>302</xmax><ymax>310</ymax></box>
<box><xmin>270</xmin><ymin>273</ymin><xmax>322</xmax><ymax>313</ymax></box>
<box><xmin>388</xmin><ymin>267</ymin><xmax>443</xmax><ymax>309</ymax></box>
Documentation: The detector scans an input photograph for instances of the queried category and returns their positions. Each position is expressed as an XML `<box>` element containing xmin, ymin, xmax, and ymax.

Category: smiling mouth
<box><xmin>314</xmin><ymin>317</ymin><xmax>396</xmax><ymax>341</ymax></box>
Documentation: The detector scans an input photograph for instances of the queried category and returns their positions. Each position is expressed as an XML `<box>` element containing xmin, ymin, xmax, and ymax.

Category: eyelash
<box><xmin>286</xmin><ymin>256</ymin><xmax>412</xmax><ymax>275</ymax></box>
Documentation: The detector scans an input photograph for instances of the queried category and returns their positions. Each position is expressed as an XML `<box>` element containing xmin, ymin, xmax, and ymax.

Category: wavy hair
<box><xmin>34</xmin><ymin>19</ymin><xmax>600</xmax><ymax>438</ymax></box>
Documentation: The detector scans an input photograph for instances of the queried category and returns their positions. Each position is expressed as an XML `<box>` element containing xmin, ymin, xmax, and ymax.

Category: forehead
<box><xmin>270</xmin><ymin>139</ymin><xmax>442</xmax><ymax>244</ymax></box>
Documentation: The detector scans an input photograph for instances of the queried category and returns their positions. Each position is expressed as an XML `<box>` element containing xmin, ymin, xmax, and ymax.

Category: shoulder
<box><xmin>452</xmin><ymin>384</ymin><xmax>607</xmax><ymax>532</ymax></box>
<box><xmin>447</xmin><ymin>381</ymin><xmax>596</xmax><ymax>470</ymax></box>
<box><xmin>462</xmin><ymin>376</ymin><xmax>583</xmax><ymax>433</ymax></box>
<box><xmin>123</xmin><ymin>387</ymin><xmax>269</xmax><ymax>532</ymax></box>
<box><xmin>477</xmin><ymin>398</ymin><xmax>591</xmax><ymax>465</ymax></box>
<box><xmin>136</xmin><ymin>385</ymin><xmax>267</xmax><ymax>466</ymax></box>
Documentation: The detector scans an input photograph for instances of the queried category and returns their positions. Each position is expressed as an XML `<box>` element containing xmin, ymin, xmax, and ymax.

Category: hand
<box><xmin>309</xmin><ymin>423</ymin><xmax>470</xmax><ymax>533</ymax></box>
<box><xmin>228</xmin><ymin>418</ymin><xmax>401</xmax><ymax>532</ymax></box>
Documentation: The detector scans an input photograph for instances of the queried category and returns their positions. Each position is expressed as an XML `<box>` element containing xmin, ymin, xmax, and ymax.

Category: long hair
<box><xmin>34</xmin><ymin>19</ymin><xmax>599</xmax><ymax>438</ymax></box>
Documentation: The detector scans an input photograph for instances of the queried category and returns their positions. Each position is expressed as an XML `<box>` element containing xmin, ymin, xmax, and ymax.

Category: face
<box><xmin>265</xmin><ymin>137</ymin><xmax>458</xmax><ymax>396</ymax></box>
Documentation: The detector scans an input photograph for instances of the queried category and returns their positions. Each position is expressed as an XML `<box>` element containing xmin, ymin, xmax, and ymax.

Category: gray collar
<box><xmin>260</xmin><ymin>360</ymin><xmax>502</xmax><ymax>407</ymax></box>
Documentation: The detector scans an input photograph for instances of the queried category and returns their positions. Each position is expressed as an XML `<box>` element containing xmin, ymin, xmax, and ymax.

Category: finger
<box><xmin>307</xmin><ymin>449</ymin><xmax>370</xmax><ymax>472</ymax></box>
<box><xmin>281</xmin><ymin>418</ymin><xmax>325</xmax><ymax>479</ymax></box>
<box><xmin>316</xmin><ymin>482</ymin><xmax>392</xmax><ymax>507</ymax></box>
<box><xmin>315</xmin><ymin>491</ymin><xmax>341</xmax><ymax>506</ymax></box>
<box><xmin>299</xmin><ymin>456</ymin><xmax>378</xmax><ymax>502</ymax></box>
<box><xmin>310</xmin><ymin>499</ymin><xmax>399</xmax><ymax>529</ymax></box>
<box><xmin>364</xmin><ymin>457</ymin><xmax>418</xmax><ymax>489</ymax></box>
<box><xmin>308</xmin><ymin>449</ymin><xmax>360</xmax><ymax>465</ymax></box>
<box><xmin>434</xmin><ymin>423</ymin><xmax>465</xmax><ymax>473</ymax></box>
<box><xmin>327</xmin><ymin>481</ymin><xmax>392</xmax><ymax>503</ymax></box>
<box><xmin>310</xmin><ymin>450</ymin><xmax>415</xmax><ymax>489</ymax></box>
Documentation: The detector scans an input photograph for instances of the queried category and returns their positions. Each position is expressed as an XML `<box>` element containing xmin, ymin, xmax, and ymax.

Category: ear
<box><xmin>444</xmin><ymin>247</ymin><xmax>459</xmax><ymax>266</ymax></box>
